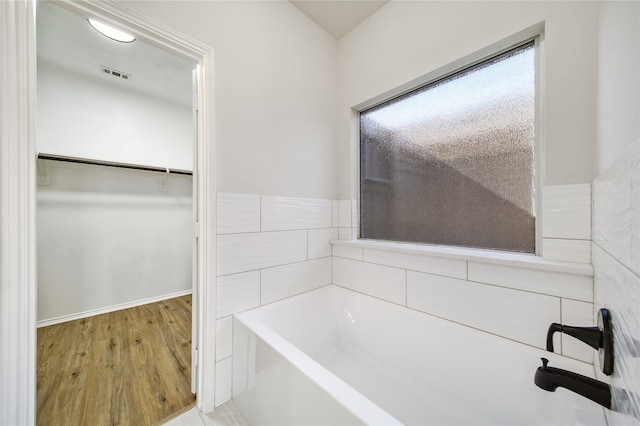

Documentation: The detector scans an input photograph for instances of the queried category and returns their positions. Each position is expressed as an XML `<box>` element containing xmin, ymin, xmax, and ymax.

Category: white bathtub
<box><xmin>232</xmin><ymin>285</ymin><xmax>606</xmax><ymax>425</ymax></box>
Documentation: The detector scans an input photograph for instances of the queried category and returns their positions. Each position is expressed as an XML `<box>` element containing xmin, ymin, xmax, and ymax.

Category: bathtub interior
<box><xmin>233</xmin><ymin>285</ymin><xmax>606</xmax><ymax>425</ymax></box>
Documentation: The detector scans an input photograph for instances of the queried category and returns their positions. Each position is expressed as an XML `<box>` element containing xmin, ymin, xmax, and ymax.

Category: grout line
<box><xmin>259</xmin><ymin>269</ymin><xmax>263</xmax><ymax>306</ymax></box>
<box><xmin>217</xmin><ymin>227</ymin><xmax>333</xmax><ymax>236</ymax></box>
<box><xmin>559</xmin><ymin>297</ymin><xmax>563</xmax><ymax>355</ymax></box>
<box><xmin>217</xmin><ymin>257</ymin><xmax>332</xmax><ymax>278</ymax></box>
<box><xmin>405</xmin><ymin>269</ymin><xmax>408</xmax><ymax>306</ymax></box>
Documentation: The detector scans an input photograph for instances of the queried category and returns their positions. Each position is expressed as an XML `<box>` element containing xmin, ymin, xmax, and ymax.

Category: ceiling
<box><xmin>36</xmin><ymin>1</ymin><xmax>197</xmax><ymax>107</ymax></box>
<box><xmin>36</xmin><ymin>0</ymin><xmax>388</xmax><ymax>107</ymax></box>
<box><xmin>289</xmin><ymin>0</ymin><xmax>389</xmax><ymax>40</ymax></box>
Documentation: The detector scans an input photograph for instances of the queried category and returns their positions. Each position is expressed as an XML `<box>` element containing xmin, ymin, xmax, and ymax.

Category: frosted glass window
<box><xmin>360</xmin><ymin>42</ymin><xmax>536</xmax><ymax>253</ymax></box>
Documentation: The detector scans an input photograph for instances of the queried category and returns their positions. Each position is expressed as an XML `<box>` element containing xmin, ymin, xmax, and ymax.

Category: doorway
<box><xmin>32</xmin><ymin>3</ymin><xmax>215</xmax><ymax>420</ymax></box>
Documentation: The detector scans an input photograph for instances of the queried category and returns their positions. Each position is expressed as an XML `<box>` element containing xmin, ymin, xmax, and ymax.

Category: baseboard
<box><xmin>37</xmin><ymin>289</ymin><xmax>192</xmax><ymax>328</ymax></box>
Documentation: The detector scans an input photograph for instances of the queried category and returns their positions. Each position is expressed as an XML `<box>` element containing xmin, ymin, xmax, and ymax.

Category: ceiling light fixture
<box><xmin>88</xmin><ymin>18</ymin><xmax>136</xmax><ymax>43</ymax></box>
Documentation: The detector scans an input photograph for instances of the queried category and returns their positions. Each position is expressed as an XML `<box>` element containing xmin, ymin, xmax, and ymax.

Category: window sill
<box><xmin>330</xmin><ymin>239</ymin><xmax>593</xmax><ymax>276</ymax></box>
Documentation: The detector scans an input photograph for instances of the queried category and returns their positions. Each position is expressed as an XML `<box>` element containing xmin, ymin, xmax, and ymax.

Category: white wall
<box><xmin>37</xmin><ymin>60</ymin><xmax>194</xmax><ymax>171</ymax></box>
<box><xmin>337</xmin><ymin>1</ymin><xmax>598</xmax><ymax>198</ymax></box>
<box><xmin>37</xmin><ymin>161</ymin><xmax>193</xmax><ymax>324</ymax></box>
<box><xmin>593</xmin><ymin>2</ymin><xmax>640</xmax><ymax>424</ymax></box>
<box><xmin>123</xmin><ymin>1</ymin><xmax>339</xmax><ymax>200</ymax></box>
<box><xmin>595</xmin><ymin>1</ymin><xmax>640</xmax><ymax>175</ymax></box>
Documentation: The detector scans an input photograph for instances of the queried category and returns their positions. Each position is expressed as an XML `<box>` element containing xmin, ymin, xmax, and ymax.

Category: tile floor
<box><xmin>162</xmin><ymin>400</ymin><xmax>249</xmax><ymax>426</ymax></box>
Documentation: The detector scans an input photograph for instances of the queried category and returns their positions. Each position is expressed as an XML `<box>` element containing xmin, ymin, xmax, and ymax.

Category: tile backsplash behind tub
<box><xmin>214</xmin><ymin>193</ymin><xmax>344</xmax><ymax>405</ymax></box>
<box><xmin>593</xmin><ymin>141</ymin><xmax>640</xmax><ymax>425</ymax></box>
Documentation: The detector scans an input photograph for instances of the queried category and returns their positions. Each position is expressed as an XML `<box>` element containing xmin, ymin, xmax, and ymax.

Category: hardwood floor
<box><xmin>37</xmin><ymin>295</ymin><xmax>196</xmax><ymax>426</ymax></box>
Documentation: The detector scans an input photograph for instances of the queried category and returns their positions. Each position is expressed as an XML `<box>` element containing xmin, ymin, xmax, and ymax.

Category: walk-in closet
<box><xmin>35</xmin><ymin>2</ymin><xmax>198</xmax><ymax>424</ymax></box>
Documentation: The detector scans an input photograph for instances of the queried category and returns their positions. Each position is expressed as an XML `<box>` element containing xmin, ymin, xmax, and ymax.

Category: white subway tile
<box><xmin>542</xmin><ymin>184</ymin><xmax>591</xmax><ymax>240</ymax></box>
<box><xmin>593</xmin><ymin>141</ymin><xmax>640</xmax><ymax>276</ymax></box>
<box><xmin>216</xmin><ymin>271</ymin><xmax>260</xmax><ymax>318</ymax></box>
<box><xmin>216</xmin><ymin>316</ymin><xmax>233</xmax><ymax>361</ymax></box>
<box><xmin>542</xmin><ymin>238</ymin><xmax>592</xmax><ymax>263</ymax></box>
<box><xmin>332</xmin><ymin>244</ymin><xmax>363</xmax><ymax>261</ymax></box>
<box><xmin>332</xmin><ymin>200</ymin><xmax>339</xmax><ymax>228</ymax></box>
<box><xmin>363</xmin><ymin>248</ymin><xmax>466</xmax><ymax>279</ymax></box>
<box><xmin>308</xmin><ymin>228</ymin><xmax>338</xmax><ymax>259</ymax></box>
<box><xmin>261</xmin><ymin>258</ymin><xmax>331</xmax><ymax>305</ymax></box>
<box><xmin>215</xmin><ymin>357</ymin><xmax>233</xmax><ymax>405</ymax></box>
<box><xmin>261</xmin><ymin>196</ymin><xmax>331</xmax><ymax>231</ymax></box>
<box><xmin>338</xmin><ymin>200</ymin><xmax>352</xmax><ymax>228</ymax></box>
<box><xmin>407</xmin><ymin>271</ymin><xmax>560</xmax><ymax>348</ymax></box>
<box><xmin>561</xmin><ymin>299</ymin><xmax>595</xmax><ymax>363</ymax></box>
<box><xmin>593</xmin><ymin>243</ymin><xmax>640</xmax><ymax>404</ymax></box>
<box><xmin>332</xmin><ymin>257</ymin><xmax>406</xmax><ymax>305</ymax></box>
<box><xmin>468</xmin><ymin>262</ymin><xmax>593</xmax><ymax>302</ymax></box>
<box><xmin>217</xmin><ymin>230</ymin><xmax>307</xmax><ymax>276</ymax></box>
<box><xmin>217</xmin><ymin>193</ymin><xmax>260</xmax><ymax>234</ymax></box>
<box><xmin>339</xmin><ymin>228</ymin><xmax>352</xmax><ymax>240</ymax></box>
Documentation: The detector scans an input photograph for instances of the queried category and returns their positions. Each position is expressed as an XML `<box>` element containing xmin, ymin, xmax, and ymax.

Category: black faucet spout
<box><xmin>534</xmin><ymin>358</ymin><xmax>611</xmax><ymax>409</ymax></box>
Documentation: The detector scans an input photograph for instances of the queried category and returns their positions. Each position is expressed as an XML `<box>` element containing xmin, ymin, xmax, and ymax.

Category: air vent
<box><xmin>100</xmin><ymin>66</ymin><xmax>131</xmax><ymax>80</ymax></box>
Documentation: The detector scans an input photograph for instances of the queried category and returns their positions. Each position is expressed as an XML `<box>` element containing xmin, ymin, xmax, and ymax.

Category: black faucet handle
<box><xmin>544</xmin><ymin>309</ymin><xmax>614</xmax><ymax>376</ymax></box>
<box><xmin>546</xmin><ymin>323</ymin><xmax>563</xmax><ymax>352</ymax></box>
<box><xmin>540</xmin><ymin>357</ymin><xmax>549</xmax><ymax>368</ymax></box>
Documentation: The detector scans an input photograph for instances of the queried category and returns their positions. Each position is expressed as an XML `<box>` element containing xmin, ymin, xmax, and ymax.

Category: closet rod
<box><xmin>37</xmin><ymin>153</ymin><xmax>193</xmax><ymax>176</ymax></box>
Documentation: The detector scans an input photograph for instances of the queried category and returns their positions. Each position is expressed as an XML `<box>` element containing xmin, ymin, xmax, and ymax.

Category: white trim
<box><xmin>0</xmin><ymin>1</ymin><xmax>37</xmax><ymax>424</ymax></box>
<box><xmin>331</xmin><ymin>239</ymin><xmax>594</xmax><ymax>276</ymax></box>
<box><xmin>37</xmin><ymin>290</ymin><xmax>193</xmax><ymax>328</ymax></box>
<box><xmin>195</xmin><ymin>48</ymin><xmax>218</xmax><ymax>414</ymax></box>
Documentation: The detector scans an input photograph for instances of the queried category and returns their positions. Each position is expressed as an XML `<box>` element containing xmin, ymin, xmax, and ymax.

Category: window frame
<box><xmin>351</xmin><ymin>27</ymin><xmax>544</xmax><ymax>255</ymax></box>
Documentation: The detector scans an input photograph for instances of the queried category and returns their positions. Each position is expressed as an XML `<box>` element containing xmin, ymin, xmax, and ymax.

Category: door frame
<box><xmin>0</xmin><ymin>0</ymin><xmax>217</xmax><ymax>422</ymax></box>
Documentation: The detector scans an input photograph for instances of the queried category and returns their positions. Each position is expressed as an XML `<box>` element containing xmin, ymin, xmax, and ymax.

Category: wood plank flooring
<box><xmin>37</xmin><ymin>295</ymin><xmax>195</xmax><ymax>426</ymax></box>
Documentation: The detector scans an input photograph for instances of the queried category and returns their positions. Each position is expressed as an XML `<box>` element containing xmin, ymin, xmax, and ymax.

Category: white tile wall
<box><xmin>332</xmin><ymin>244</ymin><xmax>363</xmax><ymax>261</ymax></box>
<box><xmin>468</xmin><ymin>262</ymin><xmax>593</xmax><ymax>302</ymax></box>
<box><xmin>593</xmin><ymin>142</ymin><xmax>640</xmax><ymax>277</ymax></box>
<box><xmin>217</xmin><ymin>193</ymin><xmax>260</xmax><ymax>234</ymax></box>
<box><xmin>217</xmin><ymin>193</ymin><xmax>337</xmax><ymax>407</ymax></box>
<box><xmin>216</xmin><ymin>271</ymin><xmax>260</xmax><ymax>319</ymax></box>
<box><xmin>331</xmin><ymin>200</ymin><xmax>339</xmax><ymax>227</ymax></box>
<box><xmin>332</xmin><ymin>257</ymin><xmax>406</xmax><ymax>304</ymax></box>
<box><xmin>215</xmin><ymin>357</ymin><xmax>233</xmax><ymax>406</ymax></box>
<box><xmin>542</xmin><ymin>238</ymin><xmax>592</xmax><ymax>263</ymax></box>
<box><xmin>338</xmin><ymin>199</ymin><xmax>352</xmax><ymax>228</ymax></box>
<box><xmin>216</xmin><ymin>316</ymin><xmax>233</xmax><ymax>361</ymax></box>
<box><xmin>560</xmin><ymin>298</ymin><xmax>595</xmax><ymax>363</ymax></box>
<box><xmin>338</xmin><ymin>228</ymin><xmax>352</xmax><ymax>240</ymax></box>
<box><xmin>592</xmin><ymin>141</ymin><xmax>640</xmax><ymax>423</ymax></box>
<box><xmin>308</xmin><ymin>228</ymin><xmax>338</xmax><ymax>259</ymax></box>
<box><xmin>261</xmin><ymin>196</ymin><xmax>331</xmax><ymax>231</ymax></box>
<box><xmin>331</xmin><ymin>242</ymin><xmax>594</xmax><ymax>356</ymax></box>
<box><xmin>364</xmin><ymin>248</ymin><xmax>467</xmax><ymax>280</ymax></box>
<box><xmin>261</xmin><ymin>258</ymin><xmax>331</xmax><ymax>305</ymax></box>
<box><xmin>542</xmin><ymin>184</ymin><xmax>591</xmax><ymax>240</ymax></box>
<box><xmin>407</xmin><ymin>271</ymin><xmax>560</xmax><ymax>348</ymax></box>
<box><xmin>217</xmin><ymin>230</ymin><xmax>307</xmax><ymax>276</ymax></box>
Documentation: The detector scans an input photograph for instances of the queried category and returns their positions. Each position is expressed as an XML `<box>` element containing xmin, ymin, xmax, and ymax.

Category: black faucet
<box><xmin>534</xmin><ymin>358</ymin><xmax>611</xmax><ymax>409</ymax></box>
<box><xmin>545</xmin><ymin>308</ymin><xmax>614</xmax><ymax>375</ymax></box>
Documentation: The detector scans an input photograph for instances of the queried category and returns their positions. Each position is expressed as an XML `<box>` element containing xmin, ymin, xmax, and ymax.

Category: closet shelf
<box><xmin>37</xmin><ymin>153</ymin><xmax>193</xmax><ymax>176</ymax></box>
